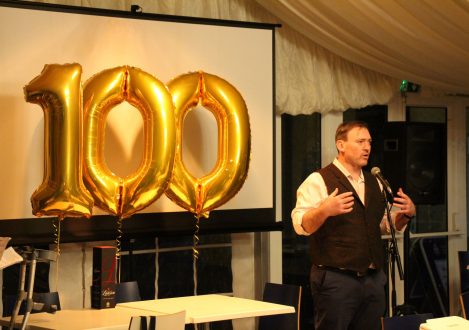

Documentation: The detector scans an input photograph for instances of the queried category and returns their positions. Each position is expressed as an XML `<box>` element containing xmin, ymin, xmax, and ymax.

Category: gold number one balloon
<box><xmin>24</xmin><ymin>64</ymin><xmax>97</xmax><ymax>290</ymax></box>
<box><xmin>24</xmin><ymin>63</ymin><xmax>94</xmax><ymax>218</ymax></box>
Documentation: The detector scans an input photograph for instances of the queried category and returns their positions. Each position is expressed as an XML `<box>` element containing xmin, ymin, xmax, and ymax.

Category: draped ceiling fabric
<box><xmin>28</xmin><ymin>0</ymin><xmax>469</xmax><ymax>114</ymax></box>
<box><xmin>255</xmin><ymin>0</ymin><xmax>469</xmax><ymax>110</ymax></box>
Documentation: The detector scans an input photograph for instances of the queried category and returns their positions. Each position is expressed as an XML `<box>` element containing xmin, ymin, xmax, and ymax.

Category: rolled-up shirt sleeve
<box><xmin>374</xmin><ymin>180</ymin><xmax>408</xmax><ymax>234</ymax></box>
<box><xmin>291</xmin><ymin>172</ymin><xmax>328</xmax><ymax>236</ymax></box>
<box><xmin>380</xmin><ymin>207</ymin><xmax>408</xmax><ymax>234</ymax></box>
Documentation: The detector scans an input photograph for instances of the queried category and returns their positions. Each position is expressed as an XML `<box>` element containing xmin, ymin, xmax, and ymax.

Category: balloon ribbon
<box><xmin>192</xmin><ymin>215</ymin><xmax>201</xmax><ymax>296</ymax></box>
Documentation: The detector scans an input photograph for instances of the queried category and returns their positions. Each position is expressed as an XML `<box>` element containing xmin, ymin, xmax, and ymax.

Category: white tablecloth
<box><xmin>117</xmin><ymin>294</ymin><xmax>295</xmax><ymax>324</ymax></box>
<box><xmin>420</xmin><ymin>316</ymin><xmax>469</xmax><ymax>330</ymax></box>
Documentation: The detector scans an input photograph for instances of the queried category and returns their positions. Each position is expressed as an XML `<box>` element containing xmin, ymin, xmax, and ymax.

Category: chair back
<box><xmin>2</xmin><ymin>292</ymin><xmax>61</xmax><ymax>316</ymax></box>
<box><xmin>381</xmin><ymin>313</ymin><xmax>433</xmax><ymax>330</ymax></box>
<box><xmin>128</xmin><ymin>310</ymin><xmax>186</xmax><ymax>330</ymax></box>
<box><xmin>460</xmin><ymin>291</ymin><xmax>469</xmax><ymax>319</ymax></box>
<box><xmin>116</xmin><ymin>281</ymin><xmax>141</xmax><ymax>303</ymax></box>
<box><xmin>458</xmin><ymin>251</ymin><xmax>469</xmax><ymax>293</ymax></box>
<box><xmin>258</xmin><ymin>282</ymin><xmax>302</xmax><ymax>330</ymax></box>
<box><xmin>32</xmin><ymin>292</ymin><xmax>61</xmax><ymax>313</ymax></box>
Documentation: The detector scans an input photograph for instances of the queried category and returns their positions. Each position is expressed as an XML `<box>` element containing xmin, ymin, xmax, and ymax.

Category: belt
<box><xmin>316</xmin><ymin>265</ymin><xmax>377</xmax><ymax>278</ymax></box>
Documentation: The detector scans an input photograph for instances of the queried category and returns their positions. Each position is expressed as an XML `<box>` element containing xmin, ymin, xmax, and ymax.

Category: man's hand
<box><xmin>393</xmin><ymin>188</ymin><xmax>416</xmax><ymax>230</ymax></box>
<box><xmin>321</xmin><ymin>188</ymin><xmax>354</xmax><ymax>217</ymax></box>
<box><xmin>301</xmin><ymin>188</ymin><xmax>354</xmax><ymax>234</ymax></box>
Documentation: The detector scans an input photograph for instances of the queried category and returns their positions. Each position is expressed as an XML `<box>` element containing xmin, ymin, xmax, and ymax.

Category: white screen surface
<box><xmin>0</xmin><ymin>4</ymin><xmax>274</xmax><ymax>220</ymax></box>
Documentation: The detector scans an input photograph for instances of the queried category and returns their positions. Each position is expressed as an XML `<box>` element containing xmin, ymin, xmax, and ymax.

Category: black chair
<box><xmin>381</xmin><ymin>313</ymin><xmax>433</xmax><ymax>330</ymax></box>
<box><xmin>258</xmin><ymin>282</ymin><xmax>302</xmax><ymax>330</ymax></box>
<box><xmin>32</xmin><ymin>291</ymin><xmax>61</xmax><ymax>313</ymax></box>
<box><xmin>461</xmin><ymin>291</ymin><xmax>469</xmax><ymax>319</ymax></box>
<box><xmin>115</xmin><ymin>281</ymin><xmax>141</xmax><ymax>303</ymax></box>
<box><xmin>3</xmin><ymin>292</ymin><xmax>61</xmax><ymax>316</ymax></box>
<box><xmin>458</xmin><ymin>251</ymin><xmax>469</xmax><ymax>293</ymax></box>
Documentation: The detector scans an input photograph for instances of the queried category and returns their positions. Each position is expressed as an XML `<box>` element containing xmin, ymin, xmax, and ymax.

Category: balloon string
<box><xmin>54</xmin><ymin>216</ymin><xmax>62</xmax><ymax>292</ymax></box>
<box><xmin>116</xmin><ymin>216</ymin><xmax>123</xmax><ymax>284</ymax></box>
<box><xmin>193</xmin><ymin>215</ymin><xmax>201</xmax><ymax>296</ymax></box>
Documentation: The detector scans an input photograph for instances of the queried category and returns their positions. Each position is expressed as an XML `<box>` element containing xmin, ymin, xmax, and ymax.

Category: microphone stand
<box><xmin>382</xmin><ymin>189</ymin><xmax>404</xmax><ymax>316</ymax></box>
<box><xmin>394</xmin><ymin>227</ymin><xmax>417</xmax><ymax>316</ymax></box>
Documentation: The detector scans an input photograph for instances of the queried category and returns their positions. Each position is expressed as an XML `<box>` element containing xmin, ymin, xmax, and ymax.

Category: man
<box><xmin>291</xmin><ymin>121</ymin><xmax>416</xmax><ymax>330</ymax></box>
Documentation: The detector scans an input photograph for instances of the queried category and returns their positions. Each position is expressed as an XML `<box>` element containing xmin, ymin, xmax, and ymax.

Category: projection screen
<box><xmin>0</xmin><ymin>1</ymin><xmax>279</xmax><ymax>243</ymax></box>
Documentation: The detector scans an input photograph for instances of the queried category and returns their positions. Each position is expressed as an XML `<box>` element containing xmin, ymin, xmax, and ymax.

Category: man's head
<box><xmin>335</xmin><ymin>121</ymin><xmax>371</xmax><ymax>171</ymax></box>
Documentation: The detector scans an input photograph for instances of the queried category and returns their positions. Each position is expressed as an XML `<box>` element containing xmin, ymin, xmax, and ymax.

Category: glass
<box><xmin>406</xmin><ymin>236</ymin><xmax>449</xmax><ymax>317</ymax></box>
<box><xmin>406</xmin><ymin>107</ymin><xmax>447</xmax><ymax>234</ymax></box>
<box><xmin>281</xmin><ymin>112</ymin><xmax>321</xmax><ymax>330</ymax></box>
<box><xmin>405</xmin><ymin>106</ymin><xmax>448</xmax><ymax>316</ymax></box>
<box><xmin>157</xmin><ymin>234</ymin><xmax>233</xmax><ymax>330</ymax></box>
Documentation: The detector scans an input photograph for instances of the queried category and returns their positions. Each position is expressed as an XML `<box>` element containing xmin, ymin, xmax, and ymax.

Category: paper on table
<box><xmin>0</xmin><ymin>247</ymin><xmax>23</xmax><ymax>270</ymax></box>
<box><xmin>0</xmin><ymin>237</ymin><xmax>11</xmax><ymax>260</ymax></box>
<box><xmin>426</xmin><ymin>316</ymin><xmax>469</xmax><ymax>326</ymax></box>
<box><xmin>0</xmin><ymin>237</ymin><xmax>23</xmax><ymax>270</ymax></box>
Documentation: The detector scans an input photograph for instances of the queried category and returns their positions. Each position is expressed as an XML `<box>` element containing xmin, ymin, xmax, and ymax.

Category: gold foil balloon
<box><xmin>165</xmin><ymin>71</ymin><xmax>251</xmax><ymax>218</ymax></box>
<box><xmin>83</xmin><ymin>66</ymin><xmax>176</xmax><ymax>218</ymax></box>
<box><xmin>24</xmin><ymin>63</ymin><xmax>94</xmax><ymax>218</ymax></box>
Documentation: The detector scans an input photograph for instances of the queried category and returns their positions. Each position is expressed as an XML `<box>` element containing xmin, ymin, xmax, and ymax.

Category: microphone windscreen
<box><xmin>371</xmin><ymin>167</ymin><xmax>380</xmax><ymax>176</ymax></box>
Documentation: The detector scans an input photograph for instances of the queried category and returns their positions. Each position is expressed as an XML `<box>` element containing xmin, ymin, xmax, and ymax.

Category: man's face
<box><xmin>337</xmin><ymin>127</ymin><xmax>372</xmax><ymax>169</ymax></box>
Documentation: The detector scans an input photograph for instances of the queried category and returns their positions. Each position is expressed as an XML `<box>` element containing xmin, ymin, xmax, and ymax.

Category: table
<box><xmin>0</xmin><ymin>294</ymin><xmax>295</xmax><ymax>329</ymax></box>
<box><xmin>0</xmin><ymin>308</ymin><xmax>164</xmax><ymax>330</ymax></box>
<box><xmin>419</xmin><ymin>316</ymin><xmax>469</xmax><ymax>330</ymax></box>
<box><xmin>116</xmin><ymin>294</ymin><xmax>295</xmax><ymax>324</ymax></box>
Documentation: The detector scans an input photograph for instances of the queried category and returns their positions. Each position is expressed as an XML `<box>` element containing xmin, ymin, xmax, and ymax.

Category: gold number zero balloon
<box><xmin>165</xmin><ymin>71</ymin><xmax>251</xmax><ymax>218</ymax></box>
<box><xmin>24</xmin><ymin>63</ymin><xmax>94</xmax><ymax>218</ymax></box>
<box><xmin>83</xmin><ymin>66</ymin><xmax>176</xmax><ymax>218</ymax></box>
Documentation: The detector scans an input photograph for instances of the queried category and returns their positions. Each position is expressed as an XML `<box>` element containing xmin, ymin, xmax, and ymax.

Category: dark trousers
<box><xmin>310</xmin><ymin>265</ymin><xmax>387</xmax><ymax>330</ymax></box>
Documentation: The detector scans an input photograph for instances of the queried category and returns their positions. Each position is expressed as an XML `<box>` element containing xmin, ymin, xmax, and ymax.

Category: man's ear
<box><xmin>336</xmin><ymin>140</ymin><xmax>345</xmax><ymax>152</ymax></box>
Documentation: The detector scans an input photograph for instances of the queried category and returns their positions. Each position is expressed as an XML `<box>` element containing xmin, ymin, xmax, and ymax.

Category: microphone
<box><xmin>371</xmin><ymin>167</ymin><xmax>394</xmax><ymax>199</ymax></box>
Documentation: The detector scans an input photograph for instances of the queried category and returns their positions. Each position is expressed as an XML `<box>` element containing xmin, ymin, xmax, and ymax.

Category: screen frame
<box><xmin>0</xmin><ymin>0</ymin><xmax>281</xmax><ymax>245</ymax></box>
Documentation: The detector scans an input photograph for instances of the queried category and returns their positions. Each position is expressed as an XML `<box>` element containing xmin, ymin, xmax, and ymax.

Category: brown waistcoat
<box><xmin>309</xmin><ymin>163</ymin><xmax>386</xmax><ymax>272</ymax></box>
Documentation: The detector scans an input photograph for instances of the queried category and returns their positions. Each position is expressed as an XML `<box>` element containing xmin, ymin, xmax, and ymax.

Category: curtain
<box><xmin>27</xmin><ymin>0</ymin><xmax>406</xmax><ymax>114</ymax></box>
<box><xmin>255</xmin><ymin>0</ymin><xmax>469</xmax><ymax>95</ymax></box>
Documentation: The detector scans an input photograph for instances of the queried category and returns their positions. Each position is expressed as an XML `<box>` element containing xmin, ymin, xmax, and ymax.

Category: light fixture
<box><xmin>400</xmin><ymin>80</ymin><xmax>421</xmax><ymax>93</ymax></box>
